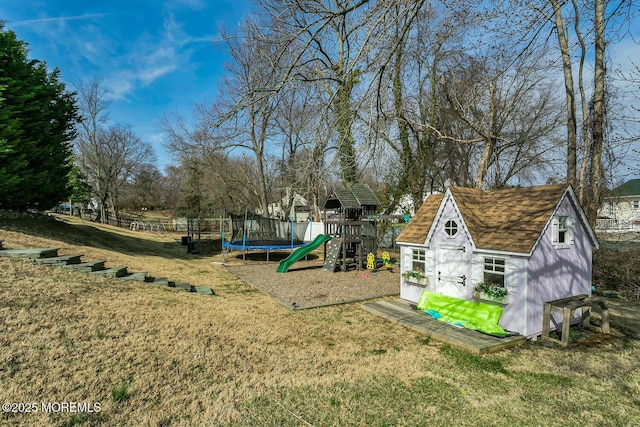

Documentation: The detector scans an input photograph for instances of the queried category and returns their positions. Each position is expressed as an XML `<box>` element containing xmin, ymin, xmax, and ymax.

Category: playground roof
<box><xmin>326</xmin><ymin>183</ymin><xmax>380</xmax><ymax>210</ymax></box>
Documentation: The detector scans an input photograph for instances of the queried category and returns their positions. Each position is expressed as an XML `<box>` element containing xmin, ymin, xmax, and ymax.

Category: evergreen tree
<box><xmin>0</xmin><ymin>23</ymin><xmax>79</xmax><ymax>211</ymax></box>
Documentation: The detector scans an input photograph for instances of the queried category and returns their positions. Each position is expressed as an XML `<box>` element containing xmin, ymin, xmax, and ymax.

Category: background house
<box><xmin>259</xmin><ymin>192</ymin><xmax>310</xmax><ymax>222</ymax></box>
<box><xmin>597</xmin><ymin>179</ymin><xmax>640</xmax><ymax>232</ymax></box>
<box><xmin>396</xmin><ymin>184</ymin><xmax>599</xmax><ymax>338</ymax></box>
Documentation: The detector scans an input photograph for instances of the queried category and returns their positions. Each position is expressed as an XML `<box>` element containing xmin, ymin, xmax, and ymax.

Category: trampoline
<box><xmin>222</xmin><ymin>211</ymin><xmax>309</xmax><ymax>261</ymax></box>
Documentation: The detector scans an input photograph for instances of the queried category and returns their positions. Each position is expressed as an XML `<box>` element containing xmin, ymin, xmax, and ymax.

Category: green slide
<box><xmin>277</xmin><ymin>234</ymin><xmax>332</xmax><ymax>273</ymax></box>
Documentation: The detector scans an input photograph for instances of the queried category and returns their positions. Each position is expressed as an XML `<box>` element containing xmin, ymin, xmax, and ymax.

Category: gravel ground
<box><xmin>224</xmin><ymin>258</ymin><xmax>400</xmax><ymax>309</ymax></box>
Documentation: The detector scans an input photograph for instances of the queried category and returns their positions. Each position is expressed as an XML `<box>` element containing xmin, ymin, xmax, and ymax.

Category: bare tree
<box><xmin>440</xmin><ymin>51</ymin><xmax>564</xmax><ymax>189</ymax></box>
<box><xmin>369</xmin><ymin>1</ymin><xmax>475</xmax><ymax>210</ymax></box>
<box><xmin>526</xmin><ymin>0</ymin><xmax>638</xmax><ymax>222</ymax></box>
<box><xmin>73</xmin><ymin>79</ymin><xmax>110</xmax><ymax>221</ymax></box>
<box><xmin>242</xmin><ymin>0</ymin><xmax>410</xmax><ymax>185</ymax></box>
<box><xmin>76</xmin><ymin>125</ymin><xmax>155</xmax><ymax>222</ymax></box>
<box><xmin>159</xmin><ymin>110</ymin><xmax>247</xmax><ymax>216</ymax></box>
<box><xmin>202</xmin><ymin>16</ymin><xmax>290</xmax><ymax>214</ymax></box>
<box><xmin>74</xmin><ymin>79</ymin><xmax>155</xmax><ymax>222</ymax></box>
<box><xmin>272</xmin><ymin>81</ymin><xmax>329</xmax><ymax>218</ymax></box>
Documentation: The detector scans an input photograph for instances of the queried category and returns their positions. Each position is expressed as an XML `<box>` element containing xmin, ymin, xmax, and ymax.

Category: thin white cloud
<box><xmin>103</xmin><ymin>72</ymin><xmax>136</xmax><ymax>101</ymax></box>
<box><xmin>83</xmin><ymin>42</ymin><xmax>98</xmax><ymax>55</ymax></box>
<box><xmin>9</xmin><ymin>13</ymin><xmax>108</xmax><ymax>27</ymax></box>
<box><xmin>7</xmin><ymin>5</ymin><xmax>213</xmax><ymax>102</ymax></box>
<box><xmin>164</xmin><ymin>0</ymin><xmax>207</xmax><ymax>11</ymax></box>
<box><xmin>138</xmin><ymin>64</ymin><xmax>179</xmax><ymax>85</ymax></box>
<box><xmin>100</xmin><ymin>15</ymin><xmax>197</xmax><ymax>100</ymax></box>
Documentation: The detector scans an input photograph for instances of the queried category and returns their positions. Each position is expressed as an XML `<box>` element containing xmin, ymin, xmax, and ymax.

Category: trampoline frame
<box><xmin>221</xmin><ymin>210</ymin><xmax>308</xmax><ymax>262</ymax></box>
<box><xmin>222</xmin><ymin>240</ymin><xmax>307</xmax><ymax>262</ymax></box>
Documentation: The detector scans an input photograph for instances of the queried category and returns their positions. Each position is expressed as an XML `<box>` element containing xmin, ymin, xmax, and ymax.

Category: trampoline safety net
<box><xmin>226</xmin><ymin>213</ymin><xmax>308</xmax><ymax>247</ymax></box>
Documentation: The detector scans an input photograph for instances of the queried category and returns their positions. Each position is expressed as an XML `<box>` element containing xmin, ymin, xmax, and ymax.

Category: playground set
<box><xmin>220</xmin><ymin>184</ymin><xmax>403</xmax><ymax>273</ymax></box>
<box><xmin>278</xmin><ymin>183</ymin><xmax>398</xmax><ymax>273</ymax></box>
<box><xmin>320</xmin><ymin>183</ymin><xmax>381</xmax><ymax>272</ymax></box>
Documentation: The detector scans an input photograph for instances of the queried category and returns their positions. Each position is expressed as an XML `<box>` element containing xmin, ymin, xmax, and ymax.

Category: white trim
<box><xmin>410</xmin><ymin>248</ymin><xmax>427</xmax><ymax>274</ymax></box>
<box><xmin>531</xmin><ymin>186</ymin><xmax>599</xmax><ymax>253</ymax></box>
<box><xmin>440</xmin><ymin>244</ymin><xmax>465</xmax><ymax>251</ymax></box>
<box><xmin>552</xmin><ymin>213</ymin><xmax>574</xmax><ymax>249</ymax></box>
<box><xmin>524</xmin><ymin>258</ymin><xmax>529</xmax><ymax>336</ymax></box>
<box><xmin>474</xmin><ymin>248</ymin><xmax>528</xmax><ymax>257</ymax></box>
<box><xmin>423</xmin><ymin>189</ymin><xmax>452</xmax><ymax>247</ymax></box>
<box><xmin>482</xmin><ymin>255</ymin><xmax>506</xmax><ymax>287</ymax></box>
<box><xmin>396</xmin><ymin>241</ymin><xmax>429</xmax><ymax>247</ymax></box>
<box><xmin>440</xmin><ymin>188</ymin><xmax>478</xmax><ymax>251</ymax></box>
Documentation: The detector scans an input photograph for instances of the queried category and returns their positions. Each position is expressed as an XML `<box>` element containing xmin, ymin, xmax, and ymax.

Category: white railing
<box><xmin>130</xmin><ymin>220</ymin><xmax>167</xmax><ymax>232</ymax></box>
<box><xmin>596</xmin><ymin>219</ymin><xmax>635</xmax><ymax>232</ymax></box>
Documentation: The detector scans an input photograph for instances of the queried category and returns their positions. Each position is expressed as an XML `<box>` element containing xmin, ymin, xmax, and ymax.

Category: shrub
<box><xmin>592</xmin><ymin>247</ymin><xmax>640</xmax><ymax>297</ymax></box>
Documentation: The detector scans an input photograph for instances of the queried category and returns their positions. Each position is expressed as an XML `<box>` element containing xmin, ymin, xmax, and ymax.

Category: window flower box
<box><xmin>403</xmin><ymin>271</ymin><xmax>429</xmax><ymax>287</ymax></box>
<box><xmin>473</xmin><ymin>282</ymin><xmax>508</xmax><ymax>304</ymax></box>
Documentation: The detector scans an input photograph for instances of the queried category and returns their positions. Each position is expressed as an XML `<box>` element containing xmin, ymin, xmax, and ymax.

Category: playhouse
<box><xmin>396</xmin><ymin>184</ymin><xmax>599</xmax><ymax>338</ymax></box>
<box><xmin>322</xmin><ymin>183</ymin><xmax>380</xmax><ymax>272</ymax></box>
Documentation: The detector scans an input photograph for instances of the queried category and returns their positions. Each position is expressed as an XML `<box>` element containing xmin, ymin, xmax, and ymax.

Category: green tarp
<box><xmin>417</xmin><ymin>290</ymin><xmax>508</xmax><ymax>337</ymax></box>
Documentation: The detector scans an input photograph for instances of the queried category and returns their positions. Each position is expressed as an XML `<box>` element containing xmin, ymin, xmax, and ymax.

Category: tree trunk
<box><xmin>550</xmin><ymin>0</ymin><xmax>578</xmax><ymax>187</ymax></box>
<box><xmin>588</xmin><ymin>0</ymin><xmax>606</xmax><ymax>225</ymax></box>
<box><xmin>573</xmin><ymin>0</ymin><xmax>590</xmax><ymax>203</ymax></box>
<box><xmin>334</xmin><ymin>65</ymin><xmax>358</xmax><ymax>184</ymax></box>
<box><xmin>475</xmin><ymin>83</ymin><xmax>497</xmax><ymax>190</ymax></box>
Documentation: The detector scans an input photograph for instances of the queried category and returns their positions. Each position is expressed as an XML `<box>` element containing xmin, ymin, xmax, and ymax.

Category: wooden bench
<box><xmin>541</xmin><ymin>294</ymin><xmax>610</xmax><ymax>347</ymax></box>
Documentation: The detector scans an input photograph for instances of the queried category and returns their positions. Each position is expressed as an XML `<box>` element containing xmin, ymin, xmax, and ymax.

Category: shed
<box><xmin>396</xmin><ymin>184</ymin><xmax>599</xmax><ymax>338</ymax></box>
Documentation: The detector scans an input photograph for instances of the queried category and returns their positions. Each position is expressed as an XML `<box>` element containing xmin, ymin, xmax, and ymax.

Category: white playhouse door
<box><xmin>437</xmin><ymin>245</ymin><xmax>468</xmax><ymax>299</ymax></box>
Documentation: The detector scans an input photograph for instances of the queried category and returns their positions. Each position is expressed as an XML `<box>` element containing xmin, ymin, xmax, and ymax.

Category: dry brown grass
<box><xmin>1</xmin><ymin>215</ymin><xmax>639</xmax><ymax>426</ymax></box>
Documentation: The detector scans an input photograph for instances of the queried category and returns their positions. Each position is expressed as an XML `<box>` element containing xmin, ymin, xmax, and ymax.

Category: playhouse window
<box><xmin>444</xmin><ymin>220</ymin><xmax>458</xmax><ymax>238</ymax></box>
<box><xmin>483</xmin><ymin>257</ymin><xmax>505</xmax><ymax>287</ymax></box>
<box><xmin>634</xmin><ymin>200</ymin><xmax>640</xmax><ymax>210</ymax></box>
<box><xmin>553</xmin><ymin>215</ymin><xmax>574</xmax><ymax>249</ymax></box>
<box><xmin>412</xmin><ymin>249</ymin><xmax>426</xmax><ymax>273</ymax></box>
<box><xmin>557</xmin><ymin>216</ymin><xmax>569</xmax><ymax>244</ymax></box>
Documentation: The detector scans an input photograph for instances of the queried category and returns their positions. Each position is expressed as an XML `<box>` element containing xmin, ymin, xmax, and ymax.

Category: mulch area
<box><xmin>223</xmin><ymin>256</ymin><xmax>400</xmax><ymax>309</ymax></box>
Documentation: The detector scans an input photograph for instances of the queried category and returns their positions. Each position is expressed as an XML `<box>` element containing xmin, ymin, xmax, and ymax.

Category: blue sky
<box><xmin>1</xmin><ymin>0</ymin><xmax>250</xmax><ymax>170</ymax></box>
<box><xmin>2</xmin><ymin>2</ymin><xmax>638</xmax><ymax>179</ymax></box>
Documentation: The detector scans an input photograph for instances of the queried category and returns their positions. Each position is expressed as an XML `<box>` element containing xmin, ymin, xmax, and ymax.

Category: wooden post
<box><xmin>560</xmin><ymin>307</ymin><xmax>572</xmax><ymax>346</ymax></box>
<box><xmin>542</xmin><ymin>302</ymin><xmax>551</xmax><ymax>341</ymax></box>
<box><xmin>600</xmin><ymin>301</ymin><xmax>610</xmax><ymax>334</ymax></box>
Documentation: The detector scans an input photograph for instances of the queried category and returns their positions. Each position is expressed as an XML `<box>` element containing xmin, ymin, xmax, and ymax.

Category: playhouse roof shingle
<box><xmin>396</xmin><ymin>184</ymin><xmax>572</xmax><ymax>253</ymax></box>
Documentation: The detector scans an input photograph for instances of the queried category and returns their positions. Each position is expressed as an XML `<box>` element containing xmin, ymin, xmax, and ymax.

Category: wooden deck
<box><xmin>362</xmin><ymin>299</ymin><xmax>526</xmax><ymax>354</ymax></box>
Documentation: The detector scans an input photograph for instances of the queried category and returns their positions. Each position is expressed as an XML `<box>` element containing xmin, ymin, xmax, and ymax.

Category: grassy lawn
<box><xmin>1</xmin><ymin>215</ymin><xmax>639</xmax><ymax>426</ymax></box>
